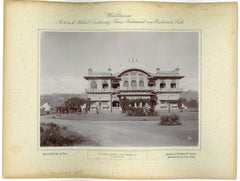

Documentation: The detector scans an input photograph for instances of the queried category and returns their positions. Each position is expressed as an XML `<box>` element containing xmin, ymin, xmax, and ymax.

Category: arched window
<box><xmin>171</xmin><ymin>83</ymin><xmax>176</xmax><ymax>88</ymax></box>
<box><xmin>160</xmin><ymin>82</ymin><xmax>166</xmax><ymax>89</ymax></box>
<box><xmin>123</xmin><ymin>80</ymin><xmax>129</xmax><ymax>87</ymax></box>
<box><xmin>148</xmin><ymin>80</ymin><xmax>155</xmax><ymax>87</ymax></box>
<box><xmin>139</xmin><ymin>80</ymin><xmax>144</xmax><ymax>87</ymax></box>
<box><xmin>130</xmin><ymin>72</ymin><xmax>137</xmax><ymax>76</ymax></box>
<box><xmin>102</xmin><ymin>81</ymin><xmax>108</xmax><ymax>89</ymax></box>
<box><xmin>131</xmin><ymin>80</ymin><xmax>137</xmax><ymax>87</ymax></box>
<box><xmin>91</xmin><ymin>81</ymin><xmax>97</xmax><ymax>89</ymax></box>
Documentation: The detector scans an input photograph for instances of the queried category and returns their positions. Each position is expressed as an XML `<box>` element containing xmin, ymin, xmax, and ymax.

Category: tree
<box><xmin>188</xmin><ymin>99</ymin><xmax>198</xmax><ymax>108</ymax></box>
<box><xmin>177</xmin><ymin>98</ymin><xmax>183</xmax><ymax>111</ymax></box>
<box><xmin>119</xmin><ymin>96</ymin><xmax>128</xmax><ymax>113</ymax></box>
<box><xmin>148</xmin><ymin>94</ymin><xmax>158</xmax><ymax>115</ymax></box>
<box><xmin>64</xmin><ymin>97</ymin><xmax>86</xmax><ymax>112</ymax></box>
<box><xmin>177</xmin><ymin>98</ymin><xmax>182</xmax><ymax>109</ymax></box>
<box><xmin>86</xmin><ymin>98</ymin><xmax>91</xmax><ymax>112</ymax></box>
<box><xmin>178</xmin><ymin>98</ymin><xmax>198</xmax><ymax>108</ymax></box>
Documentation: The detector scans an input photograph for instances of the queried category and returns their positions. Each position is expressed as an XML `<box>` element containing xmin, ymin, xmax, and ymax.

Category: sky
<box><xmin>40</xmin><ymin>32</ymin><xmax>199</xmax><ymax>95</ymax></box>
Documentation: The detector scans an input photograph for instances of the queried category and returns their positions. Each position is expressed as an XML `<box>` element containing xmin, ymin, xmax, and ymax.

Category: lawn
<box><xmin>49</xmin><ymin>109</ymin><xmax>198</xmax><ymax>122</ymax></box>
<box><xmin>40</xmin><ymin>110</ymin><xmax>198</xmax><ymax>146</ymax></box>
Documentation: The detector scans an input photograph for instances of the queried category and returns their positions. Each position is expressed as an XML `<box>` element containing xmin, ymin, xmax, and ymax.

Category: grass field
<box><xmin>40</xmin><ymin>110</ymin><xmax>198</xmax><ymax>146</ymax></box>
<box><xmin>51</xmin><ymin>109</ymin><xmax>198</xmax><ymax>121</ymax></box>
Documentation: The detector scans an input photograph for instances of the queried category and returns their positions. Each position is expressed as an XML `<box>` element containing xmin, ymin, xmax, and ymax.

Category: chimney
<box><xmin>156</xmin><ymin>67</ymin><xmax>160</xmax><ymax>74</ymax></box>
<box><xmin>108</xmin><ymin>67</ymin><xmax>112</xmax><ymax>73</ymax></box>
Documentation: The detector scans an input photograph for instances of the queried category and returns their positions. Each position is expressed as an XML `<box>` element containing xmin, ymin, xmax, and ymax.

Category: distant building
<box><xmin>40</xmin><ymin>102</ymin><xmax>52</xmax><ymax>111</ymax></box>
<box><xmin>84</xmin><ymin>59</ymin><xmax>184</xmax><ymax>110</ymax></box>
<box><xmin>40</xmin><ymin>102</ymin><xmax>53</xmax><ymax>114</ymax></box>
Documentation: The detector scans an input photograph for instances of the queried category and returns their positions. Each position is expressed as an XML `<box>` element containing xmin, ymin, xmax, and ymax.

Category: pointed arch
<box><xmin>91</xmin><ymin>81</ymin><xmax>97</xmax><ymax>89</ymax></box>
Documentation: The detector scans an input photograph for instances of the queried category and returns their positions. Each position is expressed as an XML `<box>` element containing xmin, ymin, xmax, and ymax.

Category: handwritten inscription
<box><xmin>56</xmin><ymin>11</ymin><xmax>184</xmax><ymax>26</ymax></box>
<box><xmin>166</xmin><ymin>152</ymin><xmax>197</xmax><ymax>159</ymax></box>
<box><xmin>105</xmin><ymin>12</ymin><xmax>133</xmax><ymax>18</ymax></box>
<box><xmin>42</xmin><ymin>152</ymin><xmax>68</xmax><ymax>156</ymax></box>
<box><xmin>88</xmin><ymin>151</ymin><xmax>146</xmax><ymax>160</ymax></box>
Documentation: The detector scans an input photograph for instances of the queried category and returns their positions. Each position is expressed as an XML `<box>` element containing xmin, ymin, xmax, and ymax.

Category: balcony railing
<box><xmin>156</xmin><ymin>88</ymin><xmax>183</xmax><ymax>93</ymax></box>
<box><xmin>85</xmin><ymin>87</ymin><xmax>183</xmax><ymax>93</ymax></box>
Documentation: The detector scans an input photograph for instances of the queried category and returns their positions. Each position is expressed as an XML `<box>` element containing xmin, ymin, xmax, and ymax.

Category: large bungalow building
<box><xmin>84</xmin><ymin>59</ymin><xmax>184</xmax><ymax>111</ymax></box>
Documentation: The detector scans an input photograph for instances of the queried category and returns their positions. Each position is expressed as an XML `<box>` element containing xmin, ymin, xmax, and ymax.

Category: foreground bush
<box><xmin>40</xmin><ymin>123</ymin><xmax>84</xmax><ymax>146</ymax></box>
<box><xmin>127</xmin><ymin>107</ymin><xmax>157</xmax><ymax>116</ymax></box>
<box><xmin>159</xmin><ymin>114</ymin><xmax>181</xmax><ymax>126</ymax></box>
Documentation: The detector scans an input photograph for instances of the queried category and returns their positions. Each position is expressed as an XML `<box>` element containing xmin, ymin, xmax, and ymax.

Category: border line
<box><xmin>37</xmin><ymin>29</ymin><xmax>202</xmax><ymax>152</ymax></box>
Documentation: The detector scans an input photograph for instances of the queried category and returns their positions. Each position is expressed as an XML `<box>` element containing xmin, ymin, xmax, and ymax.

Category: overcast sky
<box><xmin>40</xmin><ymin>32</ymin><xmax>199</xmax><ymax>95</ymax></box>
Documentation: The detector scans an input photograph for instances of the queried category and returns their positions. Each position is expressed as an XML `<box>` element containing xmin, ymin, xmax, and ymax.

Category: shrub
<box><xmin>159</xmin><ymin>114</ymin><xmax>181</xmax><ymax>126</ymax></box>
<box><xmin>126</xmin><ymin>107</ymin><xmax>158</xmax><ymax>116</ymax></box>
<box><xmin>40</xmin><ymin>123</ymin><xmax>84</xmax><ymax>146</ymax></box>
<box><xmin>127</xmin><ymin>107</ymin><xmax>150</xmax><ymax>116</ymax></box>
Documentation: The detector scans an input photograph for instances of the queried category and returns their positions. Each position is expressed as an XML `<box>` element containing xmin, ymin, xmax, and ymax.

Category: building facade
<box><xmin>84</xmin><ymin>61</ymin><xmax>184</xmax><ymax>111</ymax></box>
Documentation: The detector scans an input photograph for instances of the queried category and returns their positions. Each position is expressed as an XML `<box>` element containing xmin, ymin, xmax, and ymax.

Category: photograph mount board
<box><xmin>3</xmin><ymin>1</ymin><xmax>237</xmax><ymax>179</ymax></box>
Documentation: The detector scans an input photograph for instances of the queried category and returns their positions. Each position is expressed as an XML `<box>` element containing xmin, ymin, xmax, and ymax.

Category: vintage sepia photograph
<box><xmin>40</xmin><ymin>32</ymin><xmax>199</xmax><ymax>147</ymax></box>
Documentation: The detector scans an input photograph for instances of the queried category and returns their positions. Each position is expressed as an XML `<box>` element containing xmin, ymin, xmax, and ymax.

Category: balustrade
<box><xmin>85</xmin><ymin>87</ymin><xmax>183</xmax><ymax>93</ymax></box>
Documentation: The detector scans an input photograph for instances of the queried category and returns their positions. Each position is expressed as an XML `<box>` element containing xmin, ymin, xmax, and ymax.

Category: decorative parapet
<box><xmin>85</xmin><ymin>87</ymin><xmax>183</xmax><ymax>93</ymax></box>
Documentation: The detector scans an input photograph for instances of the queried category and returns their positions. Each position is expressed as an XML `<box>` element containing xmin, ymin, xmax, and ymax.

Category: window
<box><xmin>130</xmin><ymin>72</ymin><xmax>137</xmax><ymax>76</ymax></box>
<box><xmin>123</xmin><ymin>80</ymin><xmax>129</xmax><ymax>87</ymax></box>
<box><xmin>171</xmin><ymin>83</ymin><xmax>176</xmax><ymax>88</ymax></box>
<box><xmin>160</xmin><ymin>82</ymin><xmax>166</xmax><ymax>89</ymax></box>
<box><xmin>131</xmin><ymin>80</ymin><xmax>137</xmax><ymax>87</ymax></box>
<box><xmin>112</xmin><ymin>83</ymin><xmax>120</xmax><ymax>89</ymax></box>
<box><xmin>139</xmin><ymin>80</ymin><xmax>144</xmax><ymax>87</ymax></box>
<box><xmin>102</xmin><ymin>81</ymin><xmax>108</xmax><ymax>89</ymax></box>
<box><xmin>91</xmin><ymin>81</ymin><xmax>97</xmax><ymax>89</ymax></box>
<box><xmin>148</xmin><ymin>80</ymin><xmax>155</xmax><ymax>87</ymax></box>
